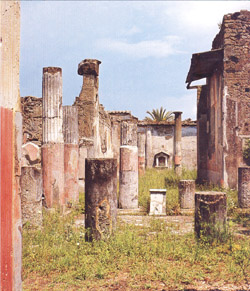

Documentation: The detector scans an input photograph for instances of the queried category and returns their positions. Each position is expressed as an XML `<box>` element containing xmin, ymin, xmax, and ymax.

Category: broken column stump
<box><xmin>119</xmin><ymin>145</ymin><xmax>138</xmax><ymax>209</ymax></box>
<box><xmin>85</xmin><ymin>159</ymin><xmax>117</xmax><ymax>241</ymax></box>
<box><xmin>195</xmin><ymin>192</ymin><xmax>227</xmax><ymax>241</ymax></box>
<box><xmin>149</xmin><ymin>189</ymin><xmax>166</xmax><ymax>215</ymax></box>
<box><xmin>238</xmin><ymin>167</ymin><xmax>250</xmax><ymax>208</ymax></box>
<box><xmin>179</xmin><ymin>180</ymin><xmax>195</xmax><ymax>209</ymax></box>
<box><xmin>21</xmin><ymin>167</ymin><xmax>42</xmax><ymax>227</ymax></box>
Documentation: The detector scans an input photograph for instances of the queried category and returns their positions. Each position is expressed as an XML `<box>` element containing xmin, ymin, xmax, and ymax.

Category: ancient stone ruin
<box><xmin>1</xmin><ymin>2</ymin><xmax>250</xmax><ymax>289</ymax></box>
<box><xmin>21</xmin><ymin>59</ymin><xmax>198</xmax><ymax>214</ymax></box>
<box><xmin>187</xmin><ymin>10</ymin><xmax>250</xmax><ymax>189</ymax></box>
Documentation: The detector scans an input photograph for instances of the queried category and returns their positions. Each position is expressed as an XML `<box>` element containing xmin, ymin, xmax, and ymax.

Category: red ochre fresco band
<box><xmin>0</xmin><ymin>107</ymin><xmax>13</xmax><ymax>290</ymax></box>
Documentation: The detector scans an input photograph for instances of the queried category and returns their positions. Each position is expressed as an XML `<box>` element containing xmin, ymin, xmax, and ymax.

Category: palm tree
<box><xmin>145</xmin><ymin>107</ymin><xmax>174</xmax><ymax>122</ymax></box>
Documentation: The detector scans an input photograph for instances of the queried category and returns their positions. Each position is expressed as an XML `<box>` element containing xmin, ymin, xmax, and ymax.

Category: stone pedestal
<box><xmin>85</xmin><ymin>159</ymin><xmax>117</xmax><ymax>241</ymax></box>
<box><xmin>21</xmin><ymin>167</ymin><xmax>42</xmax><ymax>227</ymax></box>
<box><xmin>195</xmin><ymin>192</ymin><xmax>227</xmax><ymax>240</ymax></box>
<box><xmin>119</xmin><ymin>145</ymin><xmax>138</xmax><ymax>209</ymax></box>
<box><xmin>238</xmin><ymin>167</ymin><xmax>250</xmax><ymax>208</ymax></box>
<box><xmin>149</xmin><ymin>189</ymin><xmax>166</xmax><ymax>215</ymax></box>
<box><xmin>179</xmin><ymin>180</ymin><xmax>195</xmax><ymax>209</ymax></box>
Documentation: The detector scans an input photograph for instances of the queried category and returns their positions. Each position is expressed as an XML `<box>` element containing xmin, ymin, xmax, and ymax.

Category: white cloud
<box><xmin>97</xmin><ymin>36</ymin><xmax>182</xmax><ymax>58</ymax></box>
<box><xmin>122</xmin><ymin>26</ymin><xmax>141</xmax><ymax>36</ymax></box>
<box><xmin>162</xmin><ymin>92</ymin><xmax>197</xmax><ymax>120</ymax></box>
<box><xmin>163</xmin><ymin>1</ymin><xmax>250</xmax><ymax>35</ymax></box>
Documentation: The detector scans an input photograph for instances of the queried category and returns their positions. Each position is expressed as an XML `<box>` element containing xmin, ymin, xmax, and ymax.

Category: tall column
<box><xmin>119</xmin><ymin>120</ymin><xmax>138</xmax><ymax>209</ymax></box>
<box><xmin>63</xmin><ymin>106</ymin><xmax>79</xmax><ymax>204</ymax></box>
<box><xmin>138</xmin><ymin>132</ymin><xmax>146</xmax><ymax>175</ymax></box>
<box><xmin>173</xmin><ymin>111</ymin><xmax>182</xmax><ymax>175</ymax></box>
<box><xmin>85</xmin><ymin>159</ymin><xmax>117</xmax><ymax>241</ymax></box>
<box><xmin>0</xmin><ymin>1</ymin><xmax>22</xmax><ymax>290</ymax></box>
<box><xmin>119</xmin><ymin>146</ymin><xmax>138</xmax><ymax>209</ymax></box>
<box><xmin>42</xmin><ymin>67</ymin><xmax>64</xmax><ymax>208</ymax></box>
<box><xmin>146</xmin><ymin>128</ymin><xmax>153</xmax><ymax>168</ymax></box>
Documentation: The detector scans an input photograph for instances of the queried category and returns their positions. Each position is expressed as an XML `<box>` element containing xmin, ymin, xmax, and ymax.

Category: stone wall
<box><xmin>138</xmin><ymin>121</ymin><xmax>197</xmax><ymax>170</ymax></box>
<box><xmin>21</xmin><ymin>96</ymin><xmax>42</xmax><ymax>146</ymax></box>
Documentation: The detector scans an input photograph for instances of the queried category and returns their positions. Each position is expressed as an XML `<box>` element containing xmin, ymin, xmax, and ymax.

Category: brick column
<box><xmin>0</xmin><ymin>1</ymin><xmax>22</xmax><ymax>289</ymax></box>
<box><xmin>63</xmin><ymin>106</ymin><xmax>79</xmax><ymax>205</ymax></box>
<box><xmin>42</xmin><ymin>67</ymin><xmax>64</xmax><ymax>208</ymax></box>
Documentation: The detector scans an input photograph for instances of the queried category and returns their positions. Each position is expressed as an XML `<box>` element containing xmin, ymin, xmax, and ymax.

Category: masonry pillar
<box><xmin>174</xmin><ymin>111</ymin><xmax>182</xmax><ymax>175</ymax></box>
<box><xmin>179</xmin><ymin>180</ymin><xmax>195</xmax><ymax>209</ymax></box>
<box><xmin>138</xmin><ymin>132</ymin><xmax>146</xmax><ymax>175</ymax></box>
<box><xmin>85</xmin><ymin>159</ymin><xmax>117</xmax><ymax>241</ymax></box>
<box><xmin>119</xmin><ymin>146</ymin><xmax>139</xmax><ymax>209</ymax></box>
<box><xmin>238</xmin><ymin>167</ymin><xmax>250</xmax><ymax>208</ymax></box>
<box><xmin>0</xmin><ymin>1</ymin><xmax>22</xmax><ymax>289</ymax></box>
<box><xmin>146</xmin><ymin>128</ymin><xmax>153</xmax><ymax>168</ymax></box>
<box><xmin>42</xmin><ymin>67</ymin><xmax>64</xmax><ymax>208</ymax></box>
<box><xmin>75</xmin><ymin>59</ymin><xmax>101</xmax><ymax>160</ymax></box>
<box><xmin>195</xmin><ymin>192</ymin><xmax>227</xmax><ymax>241</ymax></box>
<box><xmin>63</xmin><ymin>106</ymin><xmax>79</xmax><ymax>205</ymax></box>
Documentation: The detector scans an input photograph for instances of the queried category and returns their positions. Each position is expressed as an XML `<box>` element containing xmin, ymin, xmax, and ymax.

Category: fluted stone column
<box><xmin>138</xmin><ymin>132</ymin><xmax>146</xmax><ymax>175</ymax></box>
<box><xmin>85</xmin><ymin>159</ymin><xmax>117</xmax><ymax>241</ymax></box>
<box><xmin>179</xmin><ymin>180</ymin><xmax>195</xmax><ymax>209</ymax></box>
<box><xmin>238</xmin><ymin>167</ymin><xmax>250</xmax><ymax>208</ymax></box>
<box><xmin>0</xmin><ymin>2</ymin><xmax>22</xmax><ymax>289</ymax></box>
<box><xmin>174</xmin><ymin>111</ymin><xmax>182</xmax><ymax>175</ymax></box>
<box><xmin>63</xmin><ymin>106</ymin><xmax>79</xmax><ymax>205</ymax></box>
<box><xmin>42</xmin><ymin>67</ymin><xmax>64</xmax><ymax>208</ymax></box>
<box><xmin>119</xmin><ymin>145</ymin><xmax>138</xmax><ymax>209</ymax></box>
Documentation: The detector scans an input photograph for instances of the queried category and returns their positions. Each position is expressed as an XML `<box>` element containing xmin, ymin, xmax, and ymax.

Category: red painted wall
<box><xmin>0</xmin><ymin>107</ymin><xmax>13</xmax><ymax>290</ymax></box>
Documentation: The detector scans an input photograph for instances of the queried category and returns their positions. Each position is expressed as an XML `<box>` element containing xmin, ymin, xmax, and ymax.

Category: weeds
<box><xmin>23</xmin><ymin>168</ymin><xmax>250</xmax><ymax>290</ymax></box>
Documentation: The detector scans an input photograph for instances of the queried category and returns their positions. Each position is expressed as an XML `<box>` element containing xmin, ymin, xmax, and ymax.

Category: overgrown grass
<box><xmin>139</xmin><ymin>167</ymin><xmax>196</xmax><ymax>214</ymax></box>
<box><xmin>22</xmin><ymin>168</ymin><xmax>250</xmax><ymax>290</ymax></box>
<box><xmin>23</xmin><ymin>211</ymin><xmax>250</xmax><ymax>290</ymax></box>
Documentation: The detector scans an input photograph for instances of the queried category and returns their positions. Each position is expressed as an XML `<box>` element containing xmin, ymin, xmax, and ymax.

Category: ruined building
<box><xmin>186</xmin><ymin>10</ymin><xmax>250</xmax><ymax>189</ymax></box>
<box><xmin>21</xmin><ymin>59</ymin><xmax>197</xmax><ymax>195</ymax></box>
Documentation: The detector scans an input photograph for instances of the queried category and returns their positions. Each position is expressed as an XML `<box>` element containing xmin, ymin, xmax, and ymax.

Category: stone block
<box><xmin>149</xmin><ymin>189</ymin><xmax>166</xmax><ymax>215</ymax></box>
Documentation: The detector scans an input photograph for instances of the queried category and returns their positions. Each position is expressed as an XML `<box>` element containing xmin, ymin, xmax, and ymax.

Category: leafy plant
<box><xmin>145</xmin><ymin>107</ymin><xmax>174</xmax><ymax>122</ymax></box>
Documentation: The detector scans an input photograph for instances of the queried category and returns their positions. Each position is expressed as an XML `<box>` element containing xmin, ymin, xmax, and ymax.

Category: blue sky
<box><xmin>20</xmin><ymin>1</ymin><xmax>250</xmax><ymax>120</ymax></box>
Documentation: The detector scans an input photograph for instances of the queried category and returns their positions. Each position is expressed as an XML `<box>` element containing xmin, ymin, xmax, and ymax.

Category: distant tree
<box><xmin>145</xmin><ymin>107</ymin><xmax>174</xmax><ymax>122</ymax></box>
